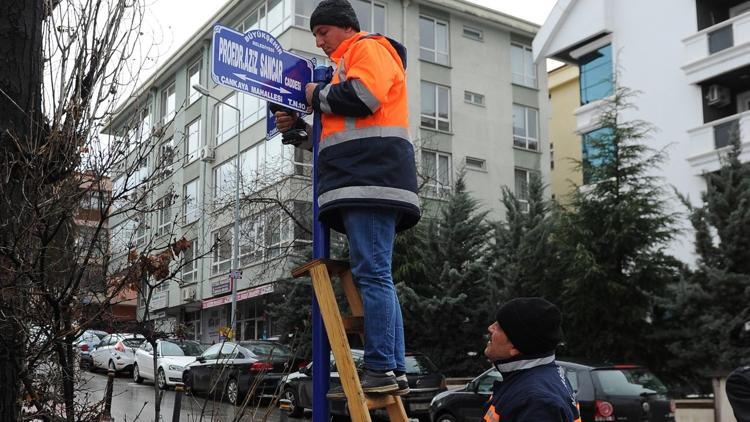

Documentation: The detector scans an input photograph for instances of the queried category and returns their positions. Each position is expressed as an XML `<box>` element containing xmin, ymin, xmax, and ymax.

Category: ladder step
<box><xmin>365</xmin><ymin>394</ymin><xmax>397</xmax><ymax>410</ymax></box>
<box><xmin>342</xmin><ymin>316</ymin><xmax>364</xmax><ymax>334</ymax></box>
<box><xmin>291</xmin><ymin>258</ymin><xmax>350</xmax><ymax>278</ymax></box>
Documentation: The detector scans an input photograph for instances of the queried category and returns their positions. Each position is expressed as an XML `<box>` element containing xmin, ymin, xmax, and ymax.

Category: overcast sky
<box><xmin>138</xmin><ymin>0</ymin><xmax>557</xmax><ymax>81</ymax></box>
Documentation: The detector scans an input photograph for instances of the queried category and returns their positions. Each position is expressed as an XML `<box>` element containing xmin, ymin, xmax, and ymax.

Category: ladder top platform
<box><xmin>292</xmin><ymin>258</ymin><xmax>350</xmax><ymax>278</ymax></box>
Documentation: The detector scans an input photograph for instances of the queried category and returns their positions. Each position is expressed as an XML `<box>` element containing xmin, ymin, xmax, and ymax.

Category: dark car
<box><xmin>182</xmin><ymin>340</ymin><xmax>303</xmax><ymax>405</ymax></box>
<box><xmin>281</xmin><ymin>349</ymin><xmax>446</xmax><ymax>421</ymax></box>
<box><xmin>429</xmin><ymin>360</ymin><xmax>675</xmax><ymax>422</ymax></box>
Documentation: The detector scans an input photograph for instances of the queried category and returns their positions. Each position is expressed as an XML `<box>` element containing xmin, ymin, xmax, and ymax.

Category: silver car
<box><xmin>91</xmin><ymin>333</ymin><xmax>145</xmax><ymax>374</ymax></box>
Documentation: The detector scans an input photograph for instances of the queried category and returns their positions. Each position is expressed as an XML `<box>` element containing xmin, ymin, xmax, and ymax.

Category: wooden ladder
<box><xmin>292</xmin><ymin>259</ymin><xmax>408</xmax><ymax>422</ymax></box>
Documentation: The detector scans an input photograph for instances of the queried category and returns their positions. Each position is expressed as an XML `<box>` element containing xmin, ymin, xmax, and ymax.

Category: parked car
<box><xmin>281</xmin><ymin>349</ymin><xmax>446</xmax><ymax>422</ymax></box>
<box><xmin>75</xmin><ymin>329</ymin><xmax>108</xmax><ymax>369</ymax></box>
<box><xmin>132</xmin><ymin>339</ymin><xmax>204</xmax><ymax>389</ymax></box>
<box><xmin>182</xmin><ymin>340</ymin><xmax>302</xmax><ymax>405</ymax></box>
<box><xmin>429</xmin><ymin>360</ymin><xmax>675</xmax><ymax>422</ymax></box>
<box><xmin>91</xmin><ymin>333</ymin><xmax>145</xmax><ymax>374</ymax></box>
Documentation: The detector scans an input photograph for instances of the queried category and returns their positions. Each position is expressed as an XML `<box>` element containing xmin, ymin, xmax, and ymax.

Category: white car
<box><xmin>91</xmin><ymin>333</ymin><xmax>145</xmax><ymax>374</ymax></box>
<box><xmin>132</xmin><ymin>339</ymin><xmax>204</xmax><ymax>389</ymax></box>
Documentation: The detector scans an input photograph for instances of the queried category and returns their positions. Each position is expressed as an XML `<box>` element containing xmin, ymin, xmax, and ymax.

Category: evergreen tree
<box><xmin>395</xmin><ymin>175</ymin><xmax>495</xmax><ymax>375</ymax></box>
<box><xmin>554</xmin><ymin>87</ymin><xmax>681</xmax><ymax>364</ymax></box>
<box><xmin>491</xmin><ymin>172</ymin><xmax>561</xmax><ymax>301</ymax></box>
<box><xmin>662</xmin><ymin>134</ymin><xmax>750</xmax><ymax>387</ymax></box>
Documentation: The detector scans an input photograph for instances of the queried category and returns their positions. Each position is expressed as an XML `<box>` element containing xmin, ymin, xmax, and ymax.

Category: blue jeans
<box><xmin>342</xmin><ymin>208</ymin><xmax>405</xmax><ymax>372</ymax></box>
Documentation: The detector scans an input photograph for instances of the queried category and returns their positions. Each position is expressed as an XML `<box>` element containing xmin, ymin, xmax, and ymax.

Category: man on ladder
<box><xmin>274</xmin><ymin>0</ymin><xmax>420</xmax><ymax>396</ymax></box>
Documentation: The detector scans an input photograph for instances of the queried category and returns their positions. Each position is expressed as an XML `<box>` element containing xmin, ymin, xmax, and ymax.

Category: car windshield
<box><xmin>122</xmin><ymin>338</ymin><xmax>145</xmax><ymax>347</ymax></box>
<box><xmin>161</xmin><ymin>341</ymin><xmax>203</xmax><ymax>356</ymax></box>
<box><xmin>241</xmin><ymin>342</ymin><xmax>291</xmax><ymax>359</ymax></box>
<box><xmin>593</xmin><ymin>368</ymin><xmax>668</xmax><ymax>396</ymax></box>
<box><xmin>404</xmin><ymin>355</ymin><xmax>438</xmax><ymax>375</ymax></box>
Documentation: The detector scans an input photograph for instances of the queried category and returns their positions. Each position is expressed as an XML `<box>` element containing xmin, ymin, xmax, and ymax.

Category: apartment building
<box><xmin>547</xmin><ymin>63</ymin><xmax>582</xmax><ymax>202</ymax></box>
<box><xmin>534</xmin><ymin>0</ymin><xmax>750</xmax><ymax>264</ymax></box>
<box><xmin>104</xmin><ymin>0</ymin><xmax>548</xmax><ymax>343</ymax></box>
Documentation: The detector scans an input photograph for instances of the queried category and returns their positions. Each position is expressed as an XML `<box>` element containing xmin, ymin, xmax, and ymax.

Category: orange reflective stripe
<box><xmin>483</xmin><ymin>405</ymin><xmax>501</xmax><ymax>422</ymax></box>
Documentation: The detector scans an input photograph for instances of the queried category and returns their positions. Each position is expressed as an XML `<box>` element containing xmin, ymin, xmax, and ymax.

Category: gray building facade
<box><xmin>104</xmin><ymin>0</ymin><xmax>548</xmax><ymax>344</ymax></box>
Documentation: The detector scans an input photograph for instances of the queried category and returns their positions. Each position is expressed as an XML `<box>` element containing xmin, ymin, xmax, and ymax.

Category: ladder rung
<box><xmin>291</xmin><ymin>258</ymin><xmax>350</xmax><ymax>278</ymax></box>
<box><xmin>342</xmin><ymin>316</ymin><xmax>364</xmax><ymax>333</ymax></box>
<box><xmin>365</xmin><ymin>393</ymin><xmax>397</xmax><ymax>410</ymax></box>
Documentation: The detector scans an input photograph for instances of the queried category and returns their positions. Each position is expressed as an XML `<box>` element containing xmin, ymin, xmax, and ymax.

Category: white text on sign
<box><xmin>218</xmin><ymin>37</ymin><xmax>302</xmax><ymax>91</ymax></box>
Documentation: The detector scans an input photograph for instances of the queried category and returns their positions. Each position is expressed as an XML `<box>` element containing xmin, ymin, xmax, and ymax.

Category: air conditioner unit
<box><xmin>199</xmin><ymin>145</ymin><xmax>215</xmax><ymax>162</ymax></box>
<box><xmin>182</xmin><ymin>287</ymin><xmax>196</xmax><ymax>302</ymax></box>
<box><xmin>707</xmin><ymin>84</ymin><xmax>731</xmax><ymax>107</ymax></box>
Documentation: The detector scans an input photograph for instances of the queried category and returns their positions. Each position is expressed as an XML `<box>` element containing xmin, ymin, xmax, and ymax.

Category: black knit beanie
<box><xmin>495</xmin><ymin>297</ymin><xmax>563</xmax><ymax>355</ymax></box>
<box><xmin>310</xmin><ymin>0</ymin><xmax>361</xmax><ymax>32</ymax></box>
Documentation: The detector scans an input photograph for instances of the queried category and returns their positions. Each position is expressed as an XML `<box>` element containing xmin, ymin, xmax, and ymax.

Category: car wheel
<box><xmin>225</xmin><ymin>378</ymin><xmax>240</xmax><ymax>405</ymax></box>
<box><xmin>157</xmin><ymin>368</ymin><xmax>168</xmax><ymax>390</ymax></box>
<box><xmin>108</xmin><ymin>360</ymin><xmax>117</xmax><ymax>375</ymax></box>
<box><xmin>282</xmin><ymin>388</ymin><xmax>303</xmax><ymax>418</ymax></box>
<box><xmin>133</xmin><ymin>364</ymin><xmax>143</xmax><ymax>383</ymax></box>
<box><xmin>435</xmin><ymin>413</ymin><xmax>456</xmax><ymax>422</ymax></box>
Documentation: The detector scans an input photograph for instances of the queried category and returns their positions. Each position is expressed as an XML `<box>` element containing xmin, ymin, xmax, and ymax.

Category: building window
<box><xmin>181</xmin><ymin>239</ymin><xmax>198</xmax><ymax>283</ymax></box>
<box><xmin>128</xmin><ymin>108</ymin><xmax>151</xmax><ymax>152</ymax></box>
<box><xmin>242</xmin><ymin>0</ymin><xmax>293</xmax><ymax>37</ymax></box>
<box><xmin>421</xmin><ymin>81</ymin><xmax>450</xmax><ymax>131</ymax></box>
<box><xmin>512</xmin><ymin>104</ymin><xmax>539</xmax><ymax>151</ymax></box>
<box><xmin>240</xmin><ymin>138</ymin><xmax>296</xmax><ymax>194</ymax></box>
<box><xmin>239</xmin><ymin>93</ymin><xmax>266</xmax><ymax>130</ymax></box>
<box><xmin>582</xmin><ymin>127</ymin><xmax>614</xmax><ymax>185</ymax></box>
<box><xmin>514</xmin><ymin>168</ymin><xmax>535</xmax><ymax>213</ymax></box>
<box><xmin>550</xmin><ymin>142</ymin><xmax>555</xmax><ymax>170</ymax></box>
<box><xmin>579</xmin><ymin>43</ymin><xmax>613</xmax><ymax>105</ymax></box>
<box><xmin>463</xmin><ymin>25</ymin><xmax>483</xmax><ymax>41</ymax></box>
<box><xmin>211</xmin><ymin>226</ymin><xmax>233</xmax><ymax>275</ymax></box>
<box><xmin>161</xmin><ymin>82</ymin><xmax>176</xmax><ymax>123</ymax></box>
<box><xmin>135</xmin><ymin>212</ymin><xmax>147</xmax><ymax>245</ymax></box>
<box><xmin>186</xmin><ymin>118</ymin><xmax>201</xmax><ymax>163</ymax></box>
<box><xmin>184</xmin><ymin>179</ymin><xmax>199</xmax><ymax>224</ymax></box>
<box><xmin>465</xmin><ymin>156</ymin><xmax>486</xmax><ymax>171</ymax></box>
<box><xmin>156</xmin><ymin>194</ymin><xmax>174</xmax><ymax>236</ymax></box>
<box><xmin>239</xmin><ymin>208</ymin><xmax>294</xmax><ymax>265</ymax></box>
<box><xmin>421</xmin><ymin>150</ymin><xmax>451</xmax><ymax>197</ymax></box>
<box><xmin>188</xmin><ymin>61</ymin><xmax>202</xmax><ymax>104</ymax></box>
<box><xmin>350</xmin><ymin>0</ymin><xmax>386</xmax><ymax>33</ymax></box>
<box><xmin>464</xmin><ymin>91</ymin><xmax>484</xmax><ymax>106</ymax></box>
<box><xmin>511</xmin><ymin>44</ymin><xmax>537</xmax><ymax>88</ymax></box>
<box><xmin>158</xmin><ymin>137</ymin><xmax>175</xmax><ymax>180</ymax></box>
<box><xmin>295</xmin><ymin>0</ymin><xmax>384</xmax><ymax>33</ymax></box>
<box><xmin>216</xmin><ymin>93</ymin><xmax>239</xmax><ymax>145</ymax></box>
<box><xmin>419</xmin><ymin>15</ymin><xmax>449</xmax><ymax>65</ymax></box>
<box><xmin>213</xmin><ymin>159</ymin><xmax>235</xmax><ymax>204</ymax></box>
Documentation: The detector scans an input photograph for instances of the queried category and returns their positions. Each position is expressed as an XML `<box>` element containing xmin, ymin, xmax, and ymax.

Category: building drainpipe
<box><xmin>401</xmin><ymin>0</ymin><xmax>410</xmax><ymax>44</ymax></box>
<box><xmin>198</xmin><ymin>39</ymin><xmax>211</xmax><ymax>342</ymax></box>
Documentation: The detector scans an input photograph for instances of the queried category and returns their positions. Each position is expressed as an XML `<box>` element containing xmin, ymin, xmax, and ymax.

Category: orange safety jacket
<box><xmin>310</xmin><ymin>31</ymin><xmax>420</xmax><ymax>234</ymax></box>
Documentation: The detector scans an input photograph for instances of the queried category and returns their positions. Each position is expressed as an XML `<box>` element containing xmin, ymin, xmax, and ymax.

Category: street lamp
<box><xmin>194</xmin><ymin>83</ymin><xmax>242</xmax><ymax>339</ymax></box>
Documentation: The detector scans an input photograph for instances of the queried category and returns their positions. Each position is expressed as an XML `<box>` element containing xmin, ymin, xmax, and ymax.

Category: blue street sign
<box><xmin>211</xmin><ymin>25</ymin><xmax>313</xmax><ymax>113</ymax></box>
<box><xmin>266</xmin><ymin>107</ymin><xmax>279</xmax><ymax>139</ymax></box>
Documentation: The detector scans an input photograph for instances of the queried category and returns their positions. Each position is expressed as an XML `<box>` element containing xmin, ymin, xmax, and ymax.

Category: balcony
<box><xmin>683</xmin><ymin>11</ymin><xmax>750</xmax><ymax>84</ymax></box>
<box><xmin>687</xmin><ymin>110</ymin><xmax>750</xmax><ymax>174</ymax></box>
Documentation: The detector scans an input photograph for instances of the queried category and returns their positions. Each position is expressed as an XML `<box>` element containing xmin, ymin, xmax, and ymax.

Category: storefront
<box><xmin>198</xmin><ymin>283</ymin><xmax>275</xmax><ymax>344</ymax></box>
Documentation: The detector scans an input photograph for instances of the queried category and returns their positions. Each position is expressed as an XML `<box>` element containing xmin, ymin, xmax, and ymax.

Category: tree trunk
<box><xmin>0</xmin><ymin>0</ymin><xmax>45</xmax><ymax>420</ymax></box>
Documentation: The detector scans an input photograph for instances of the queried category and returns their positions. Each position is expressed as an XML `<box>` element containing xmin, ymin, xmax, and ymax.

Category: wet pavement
<box><xmin>79</xmin><ymin>370</ymin><xmax>305</xmax><ymax>422</ymax></box>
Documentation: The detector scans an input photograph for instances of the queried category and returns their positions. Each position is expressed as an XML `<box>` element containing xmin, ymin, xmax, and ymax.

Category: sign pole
<box><xmin>311</xmin><ymin>64</ymin><xmax>333</xmax><ymax>422</ymax></box>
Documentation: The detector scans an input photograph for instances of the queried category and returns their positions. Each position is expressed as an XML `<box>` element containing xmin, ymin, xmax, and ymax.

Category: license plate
<box><xmin>410</xmin><ymin>402</ymin><xmax>430</xmax><ymax>411</ymax></box>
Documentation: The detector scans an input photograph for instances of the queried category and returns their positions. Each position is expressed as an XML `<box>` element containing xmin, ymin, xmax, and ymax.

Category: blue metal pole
<box><xmin>311</xmin><ymin>64</ymin><xmax>333</xmax><ymax>422</ymax></box>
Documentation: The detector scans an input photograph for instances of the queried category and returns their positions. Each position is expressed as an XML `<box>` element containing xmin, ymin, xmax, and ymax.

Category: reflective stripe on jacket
<box><xmin>311</xmin><ymin>31</ymin><xmax>420</xmax><ymax>234</ymax></box>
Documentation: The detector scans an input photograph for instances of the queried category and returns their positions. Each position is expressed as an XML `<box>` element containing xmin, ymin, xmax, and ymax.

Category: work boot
<box><xmin>326</xmin><ymin>369</ymin><xmax>398</xmax><ymax>399</ymax></box>
<box><xmin>393</xmin><ymin>374</ymin><xmax>410</xmax><ymax>396</ymax></box>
